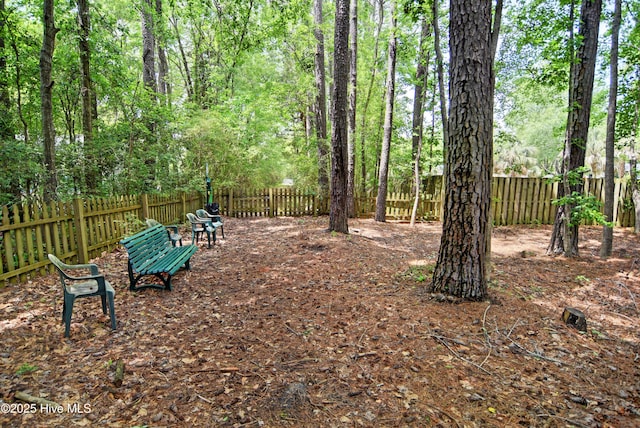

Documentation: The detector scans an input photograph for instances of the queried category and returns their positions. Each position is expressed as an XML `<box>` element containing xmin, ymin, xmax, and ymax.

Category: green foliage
<box><xmin>552</xmin><ymin>191</ymin><xmax>612</xmax><ymax>227</ymax></box>
<box><xmin>16</xmin><ymin>363</ymin><xmax>38</xmax><ymax>376</ymax></box>
<box><xmin>0</xmin><ymin>0</ymin><xmax>633</xmax><ymax>204</ymax></box>
<box><xmin>400</xmin><ymin>264</ymin><xmax>435</xmax><ymax>283</ymax></box>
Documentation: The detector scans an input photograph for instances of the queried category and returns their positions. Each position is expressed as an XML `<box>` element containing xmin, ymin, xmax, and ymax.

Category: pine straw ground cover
<box><xmin>1</xmin><ymin>216</ymin><xmax>639</xmax><ymax>428</ymax></box>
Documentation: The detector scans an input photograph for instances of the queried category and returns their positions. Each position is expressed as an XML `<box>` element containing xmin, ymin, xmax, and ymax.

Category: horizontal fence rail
<box><xmin>1</xmin><ymin>193</ymin><xmax>202</xmax><ymax>285</ymax></box>
<box><xmin>0</xmin><ymin>177</ymin><xmax>635</xmax><ymax>286</ymax></box>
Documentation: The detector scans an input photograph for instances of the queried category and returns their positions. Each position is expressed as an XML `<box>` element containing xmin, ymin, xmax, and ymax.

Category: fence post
<box><xmin>181</xmin><ymin>192</ymin><xmax>186</xmax><ymax>221</ymax></box>
<box><xmin>140</xmin><ymin>194</ymin><xmax>150</xmax><ymax>220</ymax></box>
<box><xmin>228</xmin><ymin>188</ymin><xmax>234</xmax><ymax>217</ymax></box>
<box><xmin>269</xmin><ymin>188</ymin><xmax>274</xmax><ymax>217</ymax></box>
<box><xmin>73</xmin><ymin>198</ymin><xmax>89</xmax><ymax>264</ymax></box>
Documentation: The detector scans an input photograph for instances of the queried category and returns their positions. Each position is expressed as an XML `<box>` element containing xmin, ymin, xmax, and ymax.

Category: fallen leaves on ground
<box><xmin>1</xmin><ymin>217</ymin><xmax>639</xmax><ymax>427</ymax></box>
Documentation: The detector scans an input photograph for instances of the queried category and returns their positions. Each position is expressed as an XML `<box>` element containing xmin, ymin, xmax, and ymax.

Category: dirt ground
<box><xmin>1</xmin><ymin>216</ymin><xmax>639</xmax><ymax>428</ymax></box>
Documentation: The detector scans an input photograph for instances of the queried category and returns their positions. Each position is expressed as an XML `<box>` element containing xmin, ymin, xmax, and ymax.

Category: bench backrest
<box><xmin>120</xmin><ymin>224</ymin><xmax>171</xmax><ymax>267</ymax></box>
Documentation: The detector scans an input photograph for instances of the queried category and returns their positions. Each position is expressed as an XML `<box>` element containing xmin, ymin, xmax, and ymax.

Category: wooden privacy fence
<box><xmin>0</xmin><ymin>177</ymin><xmax>636</xmax><ymax>286</ymax></box>
<box><xmin>1</xmin><ymin>193</ymin><xmax>201</xmax><ymax>285</ymax></box>
<box><xmin>491</xmin><ymin>176</ymin><xmax>634</xmax><ymax>226</ymax></box>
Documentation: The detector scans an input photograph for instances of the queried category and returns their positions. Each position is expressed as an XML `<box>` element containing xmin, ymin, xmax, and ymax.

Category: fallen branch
<box><xmin>504</xmin><ymin>336</ymin><xmax>564</xmax><ymax>365</ymax></box>
<box><xmin>425</xmin><ymin>402</ymin><xmax>462</xmax><ymax>428</ymax></box>
<box><xmin>430</xmin><ymin>334</ymin><xmax>493</xmax><ymax>376</ymax></box>
<box><xmin>114</xmin><ymin>359</ymin><xmax>125</xmax><ymax>387</ymax></box>
<box><xmin>479</xmin><ymin>304</ymin><xmax>493</xmax><ymax>368</ymax></box>
<box><xmin>194</xmin><ymin>366</ymin><xmax>240</xmax><ymax>373</ymax></box>
<box><xmin>14</xmin><ymin>391</ymin><xmax>60</xmax><ymax>408</ymax></box>
<box><xmin>351</xmin><ymin>351</ymin><xmax>377</xmax><ymax>360</ymax></box>
<box><xmin>281</xmin><ymin>358</ymin><xmax>318</xmax><ymax>366</ymax></box>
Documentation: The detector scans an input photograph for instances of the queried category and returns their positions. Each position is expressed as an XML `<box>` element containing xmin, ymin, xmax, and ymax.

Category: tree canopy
<box><xmin>0</xmin><ymin>0</ymin><xmax>638</xmax><ymax>206</ymax></box>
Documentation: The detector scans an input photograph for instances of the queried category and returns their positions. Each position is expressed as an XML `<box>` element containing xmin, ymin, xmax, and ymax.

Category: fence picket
<box><xmin>1</xmin><ymin>179</ymin><xmax>637</xmax><ymax>286</ymax></box>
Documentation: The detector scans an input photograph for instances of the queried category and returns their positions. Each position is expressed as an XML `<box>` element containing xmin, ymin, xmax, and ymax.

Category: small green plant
<box><xmin>549</xmin><ymin>167</ymin><xmax>613</xmax><ymax>227</ymax></box>
<box><xmin>16</xmin><ymin>363</ymin><xmax>38</xmax><ymax>376</ymax></box>
<box><xmin>402</xmin><ymin>265</ymin><xmax>434</xmax><ymax>283</ymax></box>
<box><xmin>575</xmin><ymin>275</ymin><xmax>590</xmax><ymax>285</ymax></box>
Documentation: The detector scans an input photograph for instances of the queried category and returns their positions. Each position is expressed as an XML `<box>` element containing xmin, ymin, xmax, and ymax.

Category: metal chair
<box><xmin>48</xmin><ymin>254</ymin><xmax>116</xmax><ymax>338</ymax></box>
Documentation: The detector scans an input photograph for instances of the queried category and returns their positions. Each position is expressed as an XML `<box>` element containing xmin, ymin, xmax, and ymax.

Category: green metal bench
<box><xmin>120</xmin><ymin>224</ymin><xmax>198</xmax><ymax>291</ymax></box>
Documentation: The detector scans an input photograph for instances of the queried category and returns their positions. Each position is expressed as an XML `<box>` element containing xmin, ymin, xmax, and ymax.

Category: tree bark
<box><xmin>141</xmin><ymin>0</ymin><xmax>157</xmax><ymax>93</ymax></box>
<box><xmin>169</xmin><ymin>13</ymin><xmax>193</xmax><ymax>101</ymax></box>
<box><xmin>358</xmin><ymin>0</ymin><xmax>384</xmax><ymax>197</ymax></box>
<box><xmin>156</xmin><ymin>0</ymin><xmax>170</xmax><ymax>101</ymax></box>
<box><xmin>548</xmin><ymin>0</ymin><xmax>602</xmax><ymax>257</ymax></box>
<box><xmin>410</xmin><ymin>15</ymin><xmax>431</xmax><ymax>226</ymax></box>
<box><xmin>430</xmin><ymin>0</ymin><xmax>494</xmax><ymax>300</ymax></box>
<box><xmin>601</xmin><ymin>0</ymin><xmax>621</xmax><ymax>257</ymax></box>
<box><xmin>313</xmin><ymin>0</ymin><xmax>330</xmax><ymax>206</ymax></box>
<box><xmin>329</xmin><ymin>0</ymin><xmax>350</xmax><ymax>233</ymax></box>
<box><xmin>0</xmin><ymin>0</ymin><xmax>10</xmax><ymax>141</ymax></box>
<box><xmin>77</xmin><ymin>0</ymin><xmax>98</xmax><ymax>195</ymax></box>
<box><xmin>40</xmin><ymin>0</ymin><xmax>59</xmax><ymax>202</ymax></box>
<box><xmin>374</xmin><ymin>0</ymin><xmax>397</xmax><ymax>223</ymax></box>
<box><xmin>347</xmin><ymin>0</ymin><xmax>358</xmax><ymax>218</ymax></box>
<box><xmin>432</xmin><ymin>0</ymin><xmax>448</xmax><ymax>146</ymax></box>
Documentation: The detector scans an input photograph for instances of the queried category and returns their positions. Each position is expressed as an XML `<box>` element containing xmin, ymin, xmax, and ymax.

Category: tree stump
<box><xmin>562</xmin><ymin>307</ymin><xmax>587</xmax><ymax>332</ymax></box>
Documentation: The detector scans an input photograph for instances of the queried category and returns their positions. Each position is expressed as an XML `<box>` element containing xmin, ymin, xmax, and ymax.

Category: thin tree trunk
<box><xmin>169</xmin><ymin>13</ymin><xmax>193</xmax><ymax>101</ymax></box>
<box><xmin>156</xmin><ymin>0</ymin><xmax>170</xmax><ymax>101</ymax></box>
<box><xmin>329</xmin><ymin>0</ymin><xmax>350</xmax><ymax>233</ymax></box>
<box><xmin>0</xmin><ymin>0</ymin><xmax>11</xmax><ymax>141</ymax></box>
<box><xmin>374</xmin><ymin>0</ymin><xmax>397</xmax><ymax>223</ymax></box>
<box><xmin>313</xmin><ymin>0</ymin><xmax>330</xmax><ymax>205</ymax></box>
<box><xmin>11</xmin><ymin>41</ymin><xmax>29</xmax><ymax>146</ymax></box>
<box><xmin>432</xmin><ymin>0</ymin><xmax>448</xmax><ymax>145</ymax></box>
<box><xmin>601</xmin><ymin>0</ymin><xmax>621</xmax><ymax>257</ymax></box>
<box><xmin>358</xmin><ymin>0</ymin><xmax>384</xmax><ymax>197</ymax></box>
<box><xmin>40</xmin><ymin>0</ymin><xmax>59</xmax><ymax>202</ymax></box>
<box><xmin>548</xmin><ymin>0</ymin><xmax>602</xmax><ymax>257</ymax></box>
<box><xmin>410</xmin><ymin>15</ymin><xmax>431</xmax><ymax>226</ymax></box>
<box><xmin>77</xmin><ymin>0</ymin><xmax>98</xmax><ymax>195</ymax></box>
<box><xmin>347</xmin><ymin>0</ymin><xmax>358</xmax><ymax>217</ymax></box>
<box><xmin>141</xmin><ymin>0</ymin><xmax>157</xmax><ymax>93</ymax></box>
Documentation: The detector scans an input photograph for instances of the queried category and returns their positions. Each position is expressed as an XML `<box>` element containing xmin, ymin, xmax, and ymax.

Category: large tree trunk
<box><xmin>40</xmin><ymin>0</ymin><xmax>59</xmax><ymax>202</ymax></box>
<box><xmin>631</xmin><ymin>85</ymin><xmax>640</xmax><ymax>234</ymax></box>
<box><xmin>329</xmin><ymin>0</ymin><xmax>350</xmax><ymax>233</ymax></box>
<box><xmin>313</xmin><ymin>0</ymin><xmax>330</xmax><ymax>206</ymax></box>
<box><xmin>430</xmin><ymin>0</ymin><xmax>494</xmax><ymax>300</ymax></box>
<box><xmin>548</xmin><ymin>0</ymin><xmax>602</xmax><ymax>257</ymax></box>
<box><xmin>77</xmin><ymin>0</ymin><xmax>98</xmax><ymax>195</ymax></box>
<box><xmin>346</xmin><ymin>0</ymin><xmax>357</xmax><ymax>218</ymax></box>
<box><xmin>374</xmin><ymin>0</ymin><xmax>397</xmax><ymax>223</ymax></box>
<box><xmin>601</xmin><ymin>0</ymin><xmax>621</xmax><ymax>257</ymax></box>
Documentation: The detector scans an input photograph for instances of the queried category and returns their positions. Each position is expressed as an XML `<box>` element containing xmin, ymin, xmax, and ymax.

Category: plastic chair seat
<box><xmin>67</xmin><ymin>279</ymin><xmax>115</xmax><ymax>297</ymax></box>
<box><xmin>48</xmin><ymin>254</ymin><xmax>116</xmax><ymax>338</ymax></box>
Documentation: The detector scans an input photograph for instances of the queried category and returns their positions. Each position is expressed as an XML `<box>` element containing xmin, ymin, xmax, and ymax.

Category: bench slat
<box><xmin>120</xmin><ymin>224</ymin><xmax>198</xmax><ymax>291</ymax></box>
